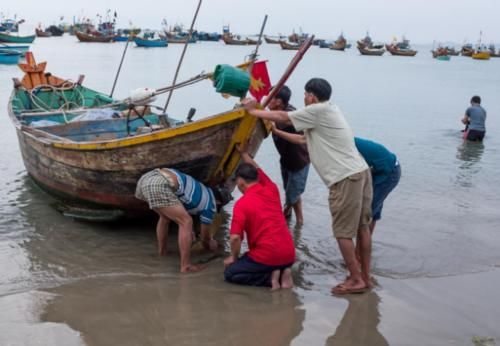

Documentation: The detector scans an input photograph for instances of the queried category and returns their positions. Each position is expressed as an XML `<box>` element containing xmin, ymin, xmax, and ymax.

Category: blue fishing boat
<box><xmin>436</xmin><ymin>55</ymin><xmax>451</xmax><ymax>61</ymax></box>
<box><xmin>0</xmin><ymin>44</ymin><xmax>30</xmax><ymax>57</ymax></box>
<box><xmin>0</xmin><ymin>51</ymin><xmax>21</xmax><ymax>64</ymax></box>
<box><xmin>134</xmin><ymin>37</ymin><xmax>168</xmax><ymax>47</ymax></box>
<box><xmin>0</xmin><ymin>32</ymin><xmax>36</xmax><ymax>44</ymax></box>
<box><xmin>113</xmin><ymin>35</ymin><xmax>130</xmax><ymax>42</ymax></box>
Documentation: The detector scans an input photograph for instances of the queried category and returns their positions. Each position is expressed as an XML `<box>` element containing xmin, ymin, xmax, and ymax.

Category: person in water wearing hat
<box><xmin>135</xmin><ymin>168</ymin><xmax>232</xmax><ymax>273</ymax></box>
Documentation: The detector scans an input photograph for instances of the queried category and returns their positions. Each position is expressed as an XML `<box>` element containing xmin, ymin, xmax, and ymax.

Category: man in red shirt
<box><xmin>223</xmin><ymin>145</ymin><xmax>296</xmax><ymax>290</ymax></box>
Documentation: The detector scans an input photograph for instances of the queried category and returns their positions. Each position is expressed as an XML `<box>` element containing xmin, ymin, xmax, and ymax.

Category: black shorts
<box><xmin>466</xmin><ymin>130</ymin><xmax>485</xmax><ymax>141</ymax></box>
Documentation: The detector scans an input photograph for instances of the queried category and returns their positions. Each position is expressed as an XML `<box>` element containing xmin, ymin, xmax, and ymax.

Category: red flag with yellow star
<box><xmin>249</xmin><ymin>61</ymin><xmax>271</xmax><ymax>102</ymax></box>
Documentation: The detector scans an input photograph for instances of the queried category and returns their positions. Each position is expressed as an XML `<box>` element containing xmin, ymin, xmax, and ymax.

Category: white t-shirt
<box><xmin>289</xmin><ymin>102</ymin><xmax>368</xmax><ymax>187</ymax></box>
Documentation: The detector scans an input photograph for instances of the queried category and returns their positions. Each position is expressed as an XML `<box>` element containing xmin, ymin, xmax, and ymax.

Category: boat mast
<box><xmin>109</xmin><ymin>36</ymin><xmax>131</xmax><ymax>98</ymax></box>
<box><xmin>162</xmin><ymin>0</ymin><xmax>203</xmax><ymax>113</ymax></box>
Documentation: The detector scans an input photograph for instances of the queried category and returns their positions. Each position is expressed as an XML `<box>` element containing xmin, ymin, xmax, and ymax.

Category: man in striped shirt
<box><xmin>136</xmin><ymin>168</ymin><xmax>232</xmax><ymax>273</ymax></box>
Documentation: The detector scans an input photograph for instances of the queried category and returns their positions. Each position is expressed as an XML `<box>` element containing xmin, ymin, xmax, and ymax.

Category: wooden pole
<box><xmin>162</xmin><ymin>0</ymin><xmax>203</xmax><ymax>113</ymax></box>
<box><xmin>247</xmin><ymin>15</ymin><xmax>268</xmax><ymax>73</ymax></box>
<box><xmin>109</xmin><ymin>36</ymin><xmax>131</xmax><ymax>98</ymax></box>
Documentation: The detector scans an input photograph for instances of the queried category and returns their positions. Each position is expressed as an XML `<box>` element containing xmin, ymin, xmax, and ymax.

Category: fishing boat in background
<box><xmin>357</xmin><ymin>32</ymin><xmax>385</xmax><ymax>50</ymax></box>
<box><xmin>264</xmin><ymin>35</ymin><xmax>282</xmax><ymax>44</ymax></box>
<box><xmin>288</xmin><ymin>31</ymin><xmax>308</xmax><ymax>44</ymax></box>
<box><xmin>160</xmin><ymin>33</ymin><xmax>196</xmax><ymax>44</ymax></box>
<box><xmin>386</xmin><ymin>37</ymin><xmax>417</xmax><ymax>56</ymax></box>
<box><xmin>222</xmin><ymin>34</ymin><xmax>254</xmax><ymax>45</ymax></box>
<box><xmin>35</xmin><ymin>28</ymin><xmax>52</xmax><ymax>38</ymax></box>
<box><xmin>0</xmin><ymin>32</ymin><xmax>36</xmax><ymax>44</ymax></box>
<box><xmin>0</xmin><ymin>18</ymin><xmax>24</xmax><ymax>32</ymax></box>
<box><xmin>329</xmin><ymin>33</ymin><xmax>348</xmax><ymax>51</ymax></box>
<box><xmin>280</xmin><ymin>41</ymin><xmax>301</xmax><ymax>50</ymax></box>
<box><xmin>47</xmin><ymin>25</ymin><xmax>65</xmax><ymax>37</ymax></box>
<box><xmin>431</xmin><ymin>46</ymin><xmax>451</xmax><ymax>60</ymax></box>
<box><xmin>489</xmin><ymin>44</ymin><xmax>500</xmax><ymax>58</ymax></box>
<box><xmin>134</xmin><ymin>36</ymin><xmax>168</xmax><ymax>47</ymax></box>
<box><xmin>75</xmin><ymin>31</ymin><xmax>115</xmax><ymax>43</ymax></box>
<box><xmin>8</xmin><ymin>53</ymin><xmax>273</xmax><ymax>218</ymax></box>
<box><xmin>197</xmin><ymin>32</ymin><xmax>221</xmax><ymax>42</ymax></box>
<box><xmin>357</xmin><ymin>43</ymin><xmax>385</xmax><ymax>56</ymax></box>
<box><xmin>472</xmin><ymin>32</ymin><xmax>491</xmax><ymax>60</ymax></box>
<box><xmin>0</xmin><ymin>44</ymin><xmax>30</xmax><ymax>57</ymax></box>
<box><xmin>0</xmin><ymin>50</ymin><xmax>21</xmax><ymax>64</ymax></box>
<box><xmin>461</xmin><ymin>43</ymin><xmax>474</xmax><ymax>57</ymax></box>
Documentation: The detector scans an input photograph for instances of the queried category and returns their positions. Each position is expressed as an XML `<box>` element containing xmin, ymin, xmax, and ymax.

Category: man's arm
<box><xmin>272</xmin><ymin>125</ymin><xmax>307</xmax><ymax>145</ymax></box>
<box><xmin>224</xmin><ymin>234</ymin><xmax>242</xmax><ymax>268</ymax></box>
<box><xmin>236</xmin><ymin>142</ymin><xmax>259</xmax><ymax>169</ymax></box>
<box><xmin>461</xmin><ymin>115</ymin><xmax>470</xmax><ymax>125</ymax></box>
<box><xmin>242</xmin><ymin>98</ymin><xmax>293</xmax><ymax>125</ymax></box>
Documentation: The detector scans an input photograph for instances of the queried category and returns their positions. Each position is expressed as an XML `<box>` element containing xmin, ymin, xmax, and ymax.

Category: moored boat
<box><xmin>134</xmin><ymin>36</ymin><xmax>168</xmax><ymax>47</ymax></box>
<box><xmin>329</xmin><ymin>33</ymin><xmax>347</xmax><ymax>51</ymax></box>
<box><xmin>436</xmin><ymin>55</ymin><xmax>451</xmax><ymax>61</ymax></box>
<box><xmin>0</xmin><ymin>44</ymin><xmax>30</xmax><ymax>57</ymax></box>
<box><xmin>8</xmin><ymin>54</ymin><xmax>270</xmax><ymax>218</ymax></box>
<box><xmin>472</xmin><ymin>51</ymin><xmax>490</xmax><ymax>60</ymax></box>
<box><xmin>279</xmin><ymin>41</ymin><xmax>300</xmax><ymax>50</ymax></box>
<box><xmin>357</xmin><ymin>44</ymin><xmax>384</xmax><ymax>56</ymax></box>
<box><xmin>47</xmin><ymin>25</ymin><xmax>64</xmax><ymax>36</ymax></box>
<box><xmin>264</xmin><ymin>35</ymin><xmax>281</xmax><ymax>44</ymax></box>
<box><xmin>0</xmin><ymin>50</ymin><xmax>21</xmax><ymax>64</ymax></box>
<box><xmin>222</xmin><ymin>34</ymin><xmax>254</xmax><ymax>45</ymax></box>
<box><xmin>75</xmin><ymin>31</ymin><xmax>114</xmax><ymax>43</ymax></box>
<box><xmin>385</xmin><ymin>44</ymin><xmax>417</xmax><ymax>56</ymax></box>
<box><xmin>0</xmin><ymin>32</ymin><xmax>36</xmax><ymax>44</ymax></box>
<box><xmin>35</xmin><ymin>28</ymin><xmax>52</xmax><ymax>37</ymax></box>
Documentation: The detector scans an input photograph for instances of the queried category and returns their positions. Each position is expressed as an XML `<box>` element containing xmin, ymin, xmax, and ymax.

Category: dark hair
<box><xmin>235</xmin><ymin>163</ymin><xmax>258</xmax><ymax>183</ymax></box>
<box><xmin>274</xmin><ymin>85</ymin><xmax>291</xmax><ymax>106</ymax></box>
<box><xmin>471</xmin><ymin>95</ymin><xmax>481</xmax><ymax>104</ymax></box>
<box><xmin>305</xmin><ymin>78</ymin><xmax>332</xmax><ymax>102</ymax></box>
<box><xmin>212</xmin><ymin>185</ymin><xmax>233</xmax><ymax>211</ymax></box>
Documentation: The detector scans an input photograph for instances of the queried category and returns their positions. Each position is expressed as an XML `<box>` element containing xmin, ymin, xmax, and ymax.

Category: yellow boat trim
<box><xmin>52</xmin><ymin>108</ymin><xmax>247</xmax><ymax>151</ymax></box>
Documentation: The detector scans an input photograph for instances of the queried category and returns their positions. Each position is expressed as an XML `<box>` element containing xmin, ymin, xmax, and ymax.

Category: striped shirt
<box><xmin>169</xmin><ymin>169</ymin><xmax>216</xmax><ymax>225</ymax></box>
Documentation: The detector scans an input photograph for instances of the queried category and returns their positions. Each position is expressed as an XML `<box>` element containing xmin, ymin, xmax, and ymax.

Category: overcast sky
<box><xmin>3</xmin><ymin>0</ymin><xmax>500</xmax><ymax>43</ymax></box>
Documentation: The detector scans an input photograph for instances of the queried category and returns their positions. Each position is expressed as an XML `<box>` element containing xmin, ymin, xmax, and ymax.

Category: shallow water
<box><xmin>0</xmin><ymin>36</ymin><xmax>499</xmax><ymax>345</ymax></box>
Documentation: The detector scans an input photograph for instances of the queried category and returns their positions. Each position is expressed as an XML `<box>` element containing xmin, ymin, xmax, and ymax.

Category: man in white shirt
<box><xmin>243</xmin><ymin>78</ymin><xmax>373</xmax><ymax>294</ymax></box>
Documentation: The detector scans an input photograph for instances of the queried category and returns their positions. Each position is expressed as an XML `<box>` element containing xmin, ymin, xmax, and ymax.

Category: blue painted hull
<box><xmin>0</xmin><ymin>45</ymin><xmax>29</xmax><ymax>57</ymax></box>
<box><xmin>0</xmin><ymin>32</ymin><xmax>36</xmax><ymax>44</ymax></box>
<box><xmin>0</xmin><ymin>51</ymin><xmax>21</xmax><ymax>64</ymax></box>
<box><xmin>134</xmin><ymin>37</ymin><xmax>168</xmax><ymax>47</ymax></box>
<box><xmin>113</xmin><ymin>36</ymin><xmax>130</xmax><ymax>42</ymax></box>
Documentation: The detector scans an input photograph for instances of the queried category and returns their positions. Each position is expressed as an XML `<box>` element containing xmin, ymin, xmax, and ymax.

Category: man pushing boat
<box><xmin>135</xmin><ymin>168</ymin><xmax>232</xmax><ymax>273</ymax></box>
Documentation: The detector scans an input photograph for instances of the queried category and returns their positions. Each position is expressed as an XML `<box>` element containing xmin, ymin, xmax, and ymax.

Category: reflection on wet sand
<box><xmin>455</xmin><ymin>141</ymin><xmax>485</xmax><ymax>189</ymax></box>
<box><xmin>326</xmin><ymin>292</ymin><xmax>388</xmax><ymax>346</ymax></box>
<box><xmin>42</xmin><ymin>271</ymin><xmax>305</xmax><ymax>346</ymax></box>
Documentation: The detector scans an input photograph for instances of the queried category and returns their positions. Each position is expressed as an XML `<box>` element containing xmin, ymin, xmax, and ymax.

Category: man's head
<box><xmin>268</xmin><ymin>85</ymin><xmax>291</xmax><ymax>111</ymax></box>
<box><xmin>304</xmin><ymin>78</ymin><xmax>332</xmax><ymax>106</ymax></box>
<box><xmin>212</xmin><ymin>185</ymin><xmax>233</xmax><ymax>212</ymax></box>
<box><xmin>234</xmin><ymin>163</ymin><xmax>258</xmax><ymax>193</ymax></box>
<box><xmin>471</xmin><ymin>95</ymin><xmax>481</xmax><ymax>105</ymax></box>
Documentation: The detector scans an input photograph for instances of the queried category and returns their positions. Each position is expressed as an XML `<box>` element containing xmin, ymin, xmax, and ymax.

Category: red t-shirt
<box><xmin>230</xmin><ymin>168</ymin><xmax>295</xmax><ymax>266</ymax></box>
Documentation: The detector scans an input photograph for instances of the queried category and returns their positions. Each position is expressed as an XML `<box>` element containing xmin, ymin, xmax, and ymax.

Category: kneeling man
<box><xmin>224</xmin><ymin>145</ymin><xmax>295</xmax><ymax>290</ymax></box>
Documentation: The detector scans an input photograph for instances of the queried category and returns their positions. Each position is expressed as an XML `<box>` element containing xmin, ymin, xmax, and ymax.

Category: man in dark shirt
<box><xmin>269</xmin><ymin>86</ymin><xmax>311</xmax><ymax>224</ymax></box>
<box><xmin>462</xmin><ymin>95</ymin><xmax>486</xmax><ymax>141</ymax></box>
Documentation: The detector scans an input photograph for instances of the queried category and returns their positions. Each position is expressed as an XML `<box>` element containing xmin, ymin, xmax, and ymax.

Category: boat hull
<box><xmin>0</xmin><ymin>45</ymin><xmax>29</xmax><ymax>57</ymax></box>
<box><xmin>75</xmin><ymin>31</ymin><xmax>114</xmax><ymax>43</ymax></box>
<box><xmin>0</xmin><ymin>51</ymin><xmax>21</xmax><ymax>64</ymax></box>
<box><xmin>472</xmin><ymin>52</ymin><xmax>490</xmax><ymax>60</ymax></box>
<box><xmin>0</xmin><ymin>32</ymin><xmax>36</xmax><ymax>44</ymax></box>
<box><xmin>9</xmin><ymin>95</ymin><xmax>267</xmax><ymax>216</ymax></box>
<box><xmin>279</xmin><ymin>41</ymin><xmax>300</xmax><ymax>50</ymax></box>
<box><xmin>134</xmin><ymin>37</ymin><xmax>168</xmax><ymax>47</ymax></box>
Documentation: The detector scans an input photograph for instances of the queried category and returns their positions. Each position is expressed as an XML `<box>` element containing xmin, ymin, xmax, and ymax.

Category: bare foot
<box><xmin>280</xmin><ymin>268</ymin><xmax>294</xmax><ymax>289</ymax></box>
<box><xmin>331</xmin><ymin>278</ymin><xmax>367</xmax><ymax>295</ymax></box>
<box><xmin>270</xmin><ymin>269</ymin><xmax>281</xmax><ymax>291</ymax></box>
<box><xmin>180</xmin><ymin>264</ymin><xmax>206</xmax><ymax>273</ymax></box>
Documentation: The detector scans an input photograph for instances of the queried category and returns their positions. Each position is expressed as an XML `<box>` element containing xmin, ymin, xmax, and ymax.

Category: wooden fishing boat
<box><xmin>264</xmin><ymin>35</ymin><xmax>281</xmax><ymax>44</ymax></box>
<box><xmin>472</xmin><ymin>51</ymin><xmax>490</xmax><ymax>60</ymax></box>
<box><xmin>8</xmin><ymin>54</ymin><xmax>269</xmax><ymax>218</ymax></box>
<box><xmin>279</xmin><ymin>41</ymin><xmax>300</xmax><ymax>50</ymax></box>
<box><xmin>0</xmin><ymin>44</ymin><xmax>30</xmax><ymax>57</ymax></box>
<box><xmin>0</xmin><ymin>32</ymin><xmax>36</xmax><ymax>44</ymax></box>
<box><xmin>222</xmin><ymin>34</ymin><xmax>254</xmax><ymax>45</ymax></box>
<box><xmin>47</xmin><ymin>25</ymin><xmax>64</xmax><ymax>37</ymax></box>
<box><xmin>246</xmin><ymin>38</ymin><xmax>261</xmax><ymax>45</ymax></box>
<box><xmin>329</xmin><ymin>34</ymin><xmax>347</xmax><ymax>51</ymax></box>
<box><xmin>35</xmin><ymin>28</ymin><xmax>52</xmax><ymax>38</ymax></box>
<box><xmin>385</xmin><ymin>44</ymin><xmax>417</xmax><ymax>56</ymax></box>
<box><xmin>357</xmin><ymin>44</ymin><xmax>384</xmax><ymax>56</ymax></box>
<box><xmin>75</xmin><ymin>31</ymin><xmax>114</xmax><ymax>43</ymax></box>
<box><xmin>134</xmin><ymin>37</ymin><xmax>168</xmax><ymax>47</ymax></box>
<box><xmin>0</xmin><ymin>51</ymin><xmax>21</xmax><ymax>64</ymax></box>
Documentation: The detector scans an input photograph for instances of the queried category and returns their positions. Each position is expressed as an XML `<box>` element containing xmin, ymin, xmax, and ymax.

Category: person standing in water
<box><xmin>462</xmin><ymin>95</ymin><xmax>486</xmax><ymax>141</ymax></box>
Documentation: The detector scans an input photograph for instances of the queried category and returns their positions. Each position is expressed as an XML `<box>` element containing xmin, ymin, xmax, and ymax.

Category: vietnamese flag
<box><xmin>249</xmin><ymin>61</ymin><xmax>271</xmax><ymax>102</ymax></box>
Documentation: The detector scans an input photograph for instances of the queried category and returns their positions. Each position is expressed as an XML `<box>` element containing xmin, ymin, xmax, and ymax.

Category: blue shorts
<box><xmin>372</xmin><ymin>162</ymin><xmax>401</xmax><ymax>221</ymax></box>
<box><xmin>281</xmin><ymin>164</ymin><xmax>310</xmax><ymax>205</ymax></box>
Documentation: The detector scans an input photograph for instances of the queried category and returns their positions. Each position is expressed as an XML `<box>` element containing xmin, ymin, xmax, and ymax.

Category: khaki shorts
<box><xmin>329</xmin><ymin>169</ymin><xmax>373</xmax><ymax>238</ymax></box>
<box><xmin>135</xmin><ymin>169</ymin><xmax>181</xmax><ymax>209</ymax></box>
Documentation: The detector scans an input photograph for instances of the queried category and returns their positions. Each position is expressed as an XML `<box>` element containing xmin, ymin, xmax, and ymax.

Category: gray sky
<box><xmin>3</xmin><ymin>0</ymin><xmax>500</xmax><ymax>43</ymax></box>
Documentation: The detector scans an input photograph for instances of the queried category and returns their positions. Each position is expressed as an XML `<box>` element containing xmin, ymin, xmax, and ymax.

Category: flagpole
<box><xmin>110</xmin><ymin>36</ymin><xmax>131</xmax><ymax>98</ymax></box>
<box><xmin>162</xmin><ymin>0</ymin><xmax>203</xmax><ymax>114</ymax></box>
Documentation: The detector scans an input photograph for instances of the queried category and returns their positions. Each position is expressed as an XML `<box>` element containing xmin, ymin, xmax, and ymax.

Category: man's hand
<box><xmin>203</xmin><ymin>238</ymin><xmax>218</xmax><ymax>252</ymax></box>
<box><xmin>242</xmin><ymin>98</ymin><xmax>257</xmax><ymax>111</ymax></box>
<box><xmin>224</xmin><ymin>255</ymin><xmax>236</xmax><ymax>268</ymax></box>
<box><xmin>236</xmin><ymin>140</ymin><xmax>250</xmax><ymax>154</ymax></box>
